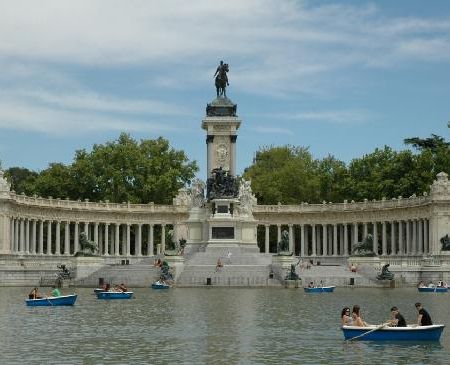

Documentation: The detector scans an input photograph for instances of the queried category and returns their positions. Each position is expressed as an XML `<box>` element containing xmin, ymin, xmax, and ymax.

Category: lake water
<box><xmin>0</xmin><ymin>287</ymin><xmax>449</xmax><ymax>364</ymax></box>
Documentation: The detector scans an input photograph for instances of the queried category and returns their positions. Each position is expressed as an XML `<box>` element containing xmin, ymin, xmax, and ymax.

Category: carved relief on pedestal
<box><xmin>214</xmin><ymin>135</ymin><xmax>230</xmax><ymax>170</ymax></box>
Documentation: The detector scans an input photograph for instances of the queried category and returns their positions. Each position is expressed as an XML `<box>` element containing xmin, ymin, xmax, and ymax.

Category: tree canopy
<box><xmin>243</xmin><ymin>124</ymin><xmax>450</xmax><ymax>204</ymax></box>
<box><xmin>4</xmin><ymin>133</ymin><xmax>198</xmax><ymax>204</ymax></box>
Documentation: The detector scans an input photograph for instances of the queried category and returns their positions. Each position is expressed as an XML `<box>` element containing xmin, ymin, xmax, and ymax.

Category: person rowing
<box><xmin>28</xmin><ymin>287</ymin><xmax>42</xmax><ymax>299</ymax></box>
<box><xmin>352</xmin><ymin>305</ymin><xmax>368</xmax><ymax>327</ymax></box>
<box><xmin>388</xmin><ymin>306</ymin><xmax>407</xmax><ymax>327</ymax></box>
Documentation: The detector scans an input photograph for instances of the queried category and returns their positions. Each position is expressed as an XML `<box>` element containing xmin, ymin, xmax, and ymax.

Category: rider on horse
<box><xmin>214</xmin><ymin>60</ymin><xmax>229</xmax><ymax>98</ymax></box>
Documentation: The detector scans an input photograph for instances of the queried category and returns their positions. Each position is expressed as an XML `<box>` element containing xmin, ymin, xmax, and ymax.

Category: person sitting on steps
<box><xmin>215</xmin><ymin>258</ymin><xmax>223</xmax><ymax>272</ymax></box>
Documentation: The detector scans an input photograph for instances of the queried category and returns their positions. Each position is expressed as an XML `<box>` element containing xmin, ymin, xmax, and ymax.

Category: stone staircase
<box><xmin>297</xmin><ymin>264</ymin><xmax>381</xmax><ymax>287</ymax></box>
<box><xmin>73</xmin><ymin>258</ymin><xmax>160</xmax><ymax>287</ymax></box>
<box><xmin>177</xmin><ymin>249</ymin><xmax>276</xmax><ymax>287</ymax></box>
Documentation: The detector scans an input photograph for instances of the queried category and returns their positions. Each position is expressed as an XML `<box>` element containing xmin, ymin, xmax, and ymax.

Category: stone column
<box><xmin>277</xmin><ymin>225</ymin><xmax>281</xmax><ymax>245</ymax></box>
<box><xmin>9</xmin><ymin>218</ymin><xmax>13</xmax><ymax>253</ymax></box>
<box><xmin>333</xmin><ymin>224</ymin><xmax>338</xmax><ymax>256</ymax></box>
<box><xmin>104</xmin><ymin>224</ymin><xmax>110</xmax><ymax>256</ymax></box>
<box><xmin>14</xmin><ymin>218</ymin><xmax>19</xmax><ymax>253</ymax></box>
<box><xmin>46</xmin><ymin>220</ymin><xmax>52</xmax><ymax>255</ymax></box>
<box><xmin>31</xmin><ymin>219</ymin><xmax>37</xmax><ymax>254</ymax></box>
<box><xmin>74</xmin><ymin>222</ymin><xmax>79</xmax><ymax>254</ymax></box>
<box><xmin>300</xmin><ymin>224</ymin><xmax>305</xmax><ymax>257</ymax></box>
<box><xmin>412</xmin><ymin>219</ymin><xmax>417</xmax><ymax>255</ymax></box>
<box><xmin>352</xmin><ymin>222</ymin><xmax>358</xmax><ymax>252</ymax></box>
<box><xmin>126</xmin><ymin>224</ymin><xmax>131</xmax><ymax>256</ymax></box>
<box><xmin>161</xmin><ymin>224</ymin><xmax>166</xmax><ymax>253</ymax></box>
<box><xmin>363</xmin><ymin>222</ymin><xmax>368</xmax><ymax>239</ymax></box>
<box><xmin>423</xmin><ymin>219</ymin><xmax>428</xmax><ymax>254</ymax></box>
<box><xmin>136</xmin><ymin>224</ymin><xmax>142</xmax><ymax>256</ymax></box>
<box><xmin>206</xmin><ymin>135</ymin><xmax>214</xmax><ymax>177</ymax></box>
<box><xmin>406</xmin><ymin>220</ymin><xmax>411</xmax><ymax>255</ymax></box>
<box><xmin>55</xmin><ymin>221</ymin><xmax>61</xmax><ymax>255</ymax></box>
<box><xmin>115</xmin><ymin>224</ymin><xmax>120</xmax><ymax>256</ymax></box>
<box><xmin>418</xmin><ymin>219</ymin><xmax>423</xmax><ymax>254</ymax></box>
<box><xmin>19</xmin><ymin>218</ymin><xmax>25</xmax><ymax>253</ymax></box>
<box><xmin>84</xmin><ymin>222</ymin><xmax>89</xmax><ymax>237</ymax></box>
<box><xmin>94</xmin><ymin>222</ymin><xmax>99</xmax><ymax>247</ymax></box>
<box><xmin>98</xmin><ymin>224</ymin><xmax>103</xmax><ymax>254</ymax></box>
<box><xmin>64</xmin><ymin>221</ymin><xmax>70</xmax><ymax>255</ymax></box>
<box><xmin>381</xmin><ymin>221</ymin><xmax>387</xmax><ymax>256</ymax></box>
<box><xmin>322</xmin><ymin>224</ymin><xmax>328</xmax><ymax>256</ymax></box>
<box><xmin>311</xmin><ymin>224</ymin><xmax>316</xmax><ymax>256</ymax></box>
<box><xmin>288</xmin><ymin>224</ymin><xmax>294</xmax><ymax>253</ymax></box>
<box><xmin>265</xmin><ymin>224</ymin><xmax>270</xmax><ymax>254</ymax></box>
<box><xmin>230</xmin><ymin>135</ymin><xmax>237</xmax><ymax>176</ymax></box>
<box><xmin>398</xmin><ymin>221</ymin><xmax>404</xmax><ymax>255</ymax></box>
<box><xmin>390</xmin><ymin>221</ymin><xmax>396</xmax><ymax>255</ymax></box>
<box><xmin>339</xmin><ymin>225</ymin><xmax>344</xmax><ymax>256</ymax></box>
<box><xmin>344</xmin><ymin>224</ymin><xmax>348</xmax><ymax>256</ymax></box>
<box><xmin>121</xmin><ymin>225</ymin><xmax>126</xmax><ymax>255</ymax></box>
<box><xmin>25</xmin><ymin>219</ymin><xmax>30</xmax><ymax>254</ymax></box>
<box><xmin>373</xmin><ymin>222</ymin><xmax>378</xmax><ymax>255</ymax></box>
<box><xmin>38</xmin><ymin>220</ymin><xmax>44</xmax><ymax>255</ymax></box>
<box><xmin>148</xmin><ymin>224</ymin><xmax>154</xmax><ymax>256</ymax></box>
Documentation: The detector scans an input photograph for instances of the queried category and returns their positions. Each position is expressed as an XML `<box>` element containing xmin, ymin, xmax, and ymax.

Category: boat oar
<box><xmin>348</xmin><ymin>322</ymin><xmax>390</xmax><ymax>341</ymax></box>
<box><xmin>46</xmin><ymin>296</ymin><xmax>54</xmax><ymax>306</ymax></box>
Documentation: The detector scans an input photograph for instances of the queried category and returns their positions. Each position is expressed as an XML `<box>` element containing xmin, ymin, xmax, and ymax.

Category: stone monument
<box><xmin>186</xmin><ymin>62</ymin><xmax>259</xmax><ymax>253</ymax></box>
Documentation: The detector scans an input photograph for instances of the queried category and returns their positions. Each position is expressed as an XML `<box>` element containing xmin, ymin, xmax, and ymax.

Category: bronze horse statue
<box><xmin>215</xmin><ymin>63</ymin><xmax>229</xmax><ymax>98</ymax></box>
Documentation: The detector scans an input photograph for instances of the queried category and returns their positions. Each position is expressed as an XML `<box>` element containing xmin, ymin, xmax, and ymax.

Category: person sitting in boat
<box><xmin>104</xmin><ymin>283</ymin><xmax>111</xmax><ymax>291</ymax></box>
<box><xmin>352</xmin><ymin>305</ymin><xmax>368</xmax><ymax>327</ymax></box>
<box><xmin>155</xmin><ymin>258</ymin><xmax>163</xmax><ymax>268</ymax></box>
<box><xmin>415</xmin><ymin>303</ymin><xmax>433</xmax><ymax>326</ymax></box>
<box><xmin>388</xmin><ymin>306</ymin><xmax>407</xmax><ymax>327</ymax></box>
<box><xmin>417</xmin><ymin>281</ymin><xmax>425</xmax><ymax>288</ymax></box>
<box><xmin>50</xmin><ymin>286</ymin><xmax>61</xmax><ymax>297</ymax></box>
<box><xmin>28</xmin><ymin>287</ymin><xmax>42</xmax><ymax>299</ymax></box>
<box><xmin>117</xmin><ymin>283</ymin><xmax>128</xmax><ymax>292</ymax></box>
<box><xmin>341</xmin><ymin>307</ymin><xmax>352</xmax><ymax>326</ymax></box>
<box><xmin>307</xmin><ymin>281</ymin><xmax>315</xmax><ymax>288</ymax></box>
<box><xmin>437</xmin><ymin>280</ymin><xmax>447</xmax><ymax>288</ymax></box>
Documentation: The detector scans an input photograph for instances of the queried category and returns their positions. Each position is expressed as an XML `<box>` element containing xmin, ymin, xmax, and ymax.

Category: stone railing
<box><xmin>254</xmin><ymin>195</ymin><xmax>431</xmax><ymax>214</ymax></box>
<box><xmin>7</xmin><ymin>192</ymin><xmax>188</xmax><ymax>214</ymax></box>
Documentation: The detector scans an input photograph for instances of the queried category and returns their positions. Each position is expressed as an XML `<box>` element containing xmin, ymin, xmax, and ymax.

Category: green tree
<box><xmin>317</xmin><ymin>155</ymin><xmax>348</xmax><ymax>203</ymax></box>
<box><xmin>32</xmin><ymin>133</ymin><xmax>198</xmax><ymax>204</ymax></box>
<box><xmin>404</xmin><ymin>123</ymin><xmax>450</xmax><ymax>179</ymax></box>
<box><xmin>4</xmin><ymin>167</ymin><xmax>38</xmax><ymax>195</ymax></box>
<box><xmin>32</xmin><ymin>163</ymin><xmax>74</xmax><ymax>199</ymax></box>
<box><xmin>243</xmin><ymin>146</ymin><xmax>320</xmax><ymax>204</ymax></box>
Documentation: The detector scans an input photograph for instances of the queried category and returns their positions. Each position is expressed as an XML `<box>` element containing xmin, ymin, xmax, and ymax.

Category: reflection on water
<box><xmin>0</xmin><ymin>287</ymin><xmax>448</xmax><ymax>364</ymax></box>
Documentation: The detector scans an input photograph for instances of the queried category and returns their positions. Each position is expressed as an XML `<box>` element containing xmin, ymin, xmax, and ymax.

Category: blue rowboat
<box><xmin>418</xmin><ymin>287</ymin><xmax>448</xmax><ymax>293</ymax></box>
<box><xmin>304</xmin><ymin>286</ymin><xmax>335</xmax><ymax>293</ymax></box>
<box><xmin>25</xmin><ymin>294</ymin><xmax>77</xmax><ymax>307</ymax></box>
<box><xmin>342</xmin><ymin>324</ymin><xmax>445</xmax><ymax>341</ymax></box>
<box><xmin>151</xmin><ymin>282</ymin><xmax>170</xmax><ymax>289</ymax></box>
<box><xmin>96</xmin><ymin>291</ymin><xmax>133</xmax><ymax>299</ymax></box>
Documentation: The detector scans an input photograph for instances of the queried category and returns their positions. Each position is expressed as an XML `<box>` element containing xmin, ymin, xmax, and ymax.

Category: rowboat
<box><xmin>151</xmin><ymin>281</ymin><xmax>170</xmax><ymax>289</ymax></box>
<box><xmin>342</xmin><ymin>324</ymin><xmax>445</xmax><ymax>341</ymax></box>
<box><xmin>304</xmin><ymin>286</ymin><xmax>335</xmax><ymax>293</ymax></box>
<box><xmin>418</xmin><ymin>287</ymin><xmax>448</xmax><ymax>293</ymax></box>
<box><xmin>96</xmin><ymin>291</ymin><xmax>133</xmax><ymax>299</ymax></box>
<box><xmin>25</xmin><ymin>294</ymin><xmax>77</xmax><ymax>307</ymax></box>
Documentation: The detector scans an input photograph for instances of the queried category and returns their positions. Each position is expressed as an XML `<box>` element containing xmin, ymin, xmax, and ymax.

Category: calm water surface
<box><xmin>0</xmin><ymin>287</ymin><xmax>449</xmax><ymax>364</ymax></box>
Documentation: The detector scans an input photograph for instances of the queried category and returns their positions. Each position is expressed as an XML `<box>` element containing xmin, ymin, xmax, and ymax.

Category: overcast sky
<box><xmin>0</xmin><ymin>0</ymin><xmax>449</xmax><ymax>179</ymax></box>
